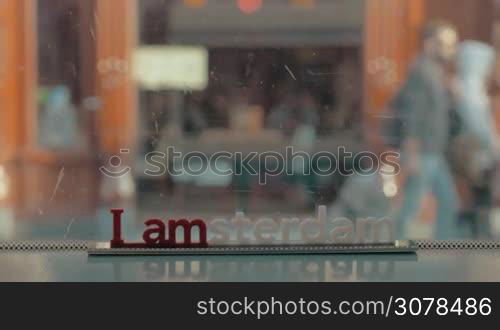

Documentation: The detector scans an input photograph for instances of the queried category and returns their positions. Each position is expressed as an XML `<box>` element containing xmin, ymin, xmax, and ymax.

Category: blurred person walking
<box><xmin>448</xmin><ymin>41</ymin><xmax>499</xmax><ymax>238</ymax></box>
<box><xmin>266</xmin><ymin>92</ymin><xmax>297</xmax><ymax>134</ymax></box>
<box><xmin>393</xmin><ymin>21</ymin><xmax>460</xmax><ymax>239</ymax></box>
<box><xmin>291</xmin><ymin>89</ymin><xmax>321</xmax><ymax>207</ymax></box>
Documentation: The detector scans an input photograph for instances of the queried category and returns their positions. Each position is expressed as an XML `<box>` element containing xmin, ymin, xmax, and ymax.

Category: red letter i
<box><xmin>110</xmin><ymin>209</ymin><xmax>125</xmax><ymax>247</ymax></box>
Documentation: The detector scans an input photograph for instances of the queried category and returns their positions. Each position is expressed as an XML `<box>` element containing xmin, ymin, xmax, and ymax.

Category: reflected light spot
<box><xmin>238</xmin><ymin>0</ymin><xmax>262</xmax><ymax>14</ymax></box>
<box><xmin>383</xmin><ymin>182</ymin><xmax>397</xmax><ymax>198</ymax></box>
<box><xmin>0</xmin><ymin>166</ymin><xmax>8</xmax><ymax>200</ymax></box>
<box><xmin>183</xmin><ymin>0</ymin><xmax>207</xmax><ymax>9</ymax></box>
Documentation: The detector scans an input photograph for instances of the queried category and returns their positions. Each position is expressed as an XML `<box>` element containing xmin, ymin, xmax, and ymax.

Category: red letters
<box><xmin>110</xmin><ymin>209</ymin><xmax>125</xmax><ymax>248</ymax></box>
<box><xmin>168</xmin><ymin>219</ymin><xmax>208</xmax><ymax>247</ymax></box>
<box><xmin>109</xmin><ymin>209</ymin><xmax>208</xmax><ymax>248</ymax></box>
<box><xmin>143</xmin><ymin>219</ymin><xmax>167</xmax><ymax>245</ymax></box>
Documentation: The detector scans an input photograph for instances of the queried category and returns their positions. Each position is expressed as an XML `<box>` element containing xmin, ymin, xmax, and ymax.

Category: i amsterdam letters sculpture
<box><xmin>88</xmin><ymin>209</ymin><xmax>417</xmax><ymax>255</ymax></box>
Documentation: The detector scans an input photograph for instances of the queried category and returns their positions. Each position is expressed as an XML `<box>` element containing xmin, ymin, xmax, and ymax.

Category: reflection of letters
<box><xmin>357</xmin><ymin>261</ymin><xmax>395</xmax><ymax>281</ymax></box>
<box><xmin>330</xmin><ymin>260</ymin><xmax>354</xmax><ymax>279</ymax></box>
<box><xmin>301</xmin><ymin>261</ymin><xmax>326</xmax><ymax>281</ymax></box>
<box><xmin>143</xmin><ymin>260</ymin><xmax>207</xmax><ymax>281</ymax></box>
<box><xmin>135</xmin><ymin>258</ymin><xmax>397</xmax><ymax>282</ymax></box>
<box><xmin>143</xmin><ymin>261</ymin><xmax>165</xmax><ymax>280</ymax></box>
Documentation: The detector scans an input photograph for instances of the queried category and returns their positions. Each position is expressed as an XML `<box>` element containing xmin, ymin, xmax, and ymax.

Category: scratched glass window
<box><xmin>0</xmin><ymin>0</ymin><xmax>499</xmax><ymax>245</ymax></box>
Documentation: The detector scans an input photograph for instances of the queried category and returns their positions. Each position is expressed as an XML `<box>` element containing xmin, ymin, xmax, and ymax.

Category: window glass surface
<box><xmin>1</xmin><ymin>0</ymin><xmax>500</xmax><ymax>246</ymax></box>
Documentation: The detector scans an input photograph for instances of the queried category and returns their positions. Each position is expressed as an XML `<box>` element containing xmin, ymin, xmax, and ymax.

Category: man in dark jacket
<box><xmin>396</xmin><ymin>21</ymin><xmax>460</xmax><ymax>239</ymax></box>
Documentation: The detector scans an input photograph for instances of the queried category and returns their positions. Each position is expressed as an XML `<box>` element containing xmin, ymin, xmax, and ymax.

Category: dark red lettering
<box><xmin>110</xmin><ymin>209</ymin><xmax>124</xmax><ymax>248</ymax></box>
<box><xmin>143</xmin><ymin>219</ymin><xmax>167</xmax><ymax>245</ymax></box>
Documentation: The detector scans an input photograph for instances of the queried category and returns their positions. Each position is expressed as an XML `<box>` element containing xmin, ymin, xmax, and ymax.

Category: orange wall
<box><xmin>363</xmin><ymin>0</ymin><xmax>426</xmax><ymax>146</ymax></box>
<box><xmin>426</xmin><ymin>0</ymin><xmax>495</xmax><ymax>43</ymax></box>
<box><xmin>0</xmin><ymin>0</ymin><xmax>36</xmax><ymax>162</ymax></box>
<box><xmin>95</xmin><ymin>0</ymin><xmax>138</xmax><ymax>156</ymax></box>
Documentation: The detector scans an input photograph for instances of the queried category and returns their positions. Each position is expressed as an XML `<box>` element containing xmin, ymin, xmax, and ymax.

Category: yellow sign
<box><xmin>133</xmin><ymin>46</ymin><xmax>208</xmax><ymax>91</ymax></box>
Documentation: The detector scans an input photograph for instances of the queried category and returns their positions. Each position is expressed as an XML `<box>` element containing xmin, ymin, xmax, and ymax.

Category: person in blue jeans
<box><xmin>451</xmin><ymin>41</ymin><xmax>499</xmax><ymax>238</ymax></box>
<box><xmin>397</xmin><ymin>154</ymin><xmax>459</xmax><ymax>239</ymax></box>
<box><xmin>395</xmin><ymin>21</ymin><xmax>460</xmax><ymax>239</ymax></box>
